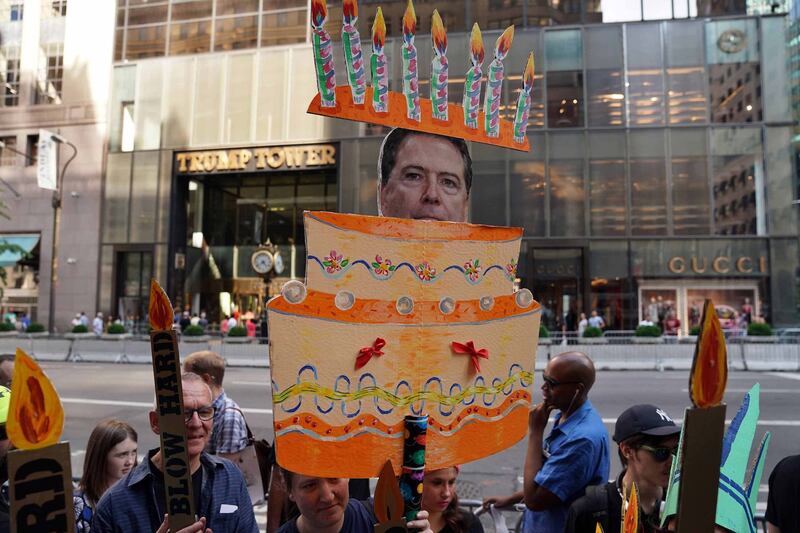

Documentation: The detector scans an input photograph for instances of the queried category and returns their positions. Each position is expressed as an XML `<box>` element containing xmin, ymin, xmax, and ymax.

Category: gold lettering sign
<box><xmin>175</xmin><ymin>144</ymin><xmax>337</xmax><ymax>174</ymax></box>
<box><xmin>667</xmin><ymin>255</ymin><xmax>767</xmax><ymax>275</ymax></box>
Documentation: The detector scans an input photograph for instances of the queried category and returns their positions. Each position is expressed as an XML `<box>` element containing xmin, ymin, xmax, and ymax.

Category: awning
<box><xmin>0</xmin><ymin>234</ymin><xmax>40</xmax><ymax>267</ymax></box>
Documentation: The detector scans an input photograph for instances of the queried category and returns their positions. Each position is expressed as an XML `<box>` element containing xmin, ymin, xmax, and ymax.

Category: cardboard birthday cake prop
<box><xmin>268</xmin><ymin>212</ymin><xmax>541</xmax><ymax>477</ymax></box>
<box><xmin>308</xmin><ymin>0</ymin><xmax>535</xmax><ymax>152</ymax></box>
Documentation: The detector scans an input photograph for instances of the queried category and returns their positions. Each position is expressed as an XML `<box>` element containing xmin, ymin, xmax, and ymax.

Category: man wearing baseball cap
<box><xmin>564</xmin><ymin>404</ymin><xmax>681</xmax><ymax>533</ymax></box>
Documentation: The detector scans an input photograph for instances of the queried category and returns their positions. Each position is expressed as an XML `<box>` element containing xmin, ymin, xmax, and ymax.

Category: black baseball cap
<box><xmin>613</xmin><ymin>404</ymin><xmax>681</xmax><ymax>443</ymax></box>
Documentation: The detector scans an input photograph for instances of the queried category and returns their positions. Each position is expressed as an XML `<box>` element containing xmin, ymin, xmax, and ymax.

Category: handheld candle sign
<box><xmin>149</xmin><ymin>279</ymin><xmax>196</xmax><ymax>530</ymax></box>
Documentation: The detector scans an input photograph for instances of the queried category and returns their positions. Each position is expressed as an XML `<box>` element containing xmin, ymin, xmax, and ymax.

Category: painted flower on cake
<box><xmin>505</xmin><ymin>259</ymin><xmax>518</xmax><ymax>280</ymax></box>
<box><xmin>371</xmin><ymin>254</ymin><xmax>396</xmax><ymax>276</ymax></box>
<box><xmin>323</xmin><ymin>250</ymin><xmax>349</xmax><ymax>273</ymax></box>
<box><xmin>415</xmin><ymin>261</ymin><xmax>437</xmax><ymax>281</ymax></box>
<box><xmin>463</xmin><ymin>259</ymin><xmax>481</xmax><ymax>282</ymax></box>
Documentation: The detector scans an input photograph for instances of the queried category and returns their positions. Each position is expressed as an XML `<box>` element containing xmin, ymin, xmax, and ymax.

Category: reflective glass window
<box><xmin>761</xmin><ymin>17</ymin><xmax>790</xmax><ymax>123</ymax></box>
<box><xmin>473</xmin><ymin>0</ymin><xmax>522</xmax><ymax>31</ymax></box>
<box><xmin>706</xmin><ymin>19</ymin><xmax>761</xmax><ymax>123</ymax></box>
<box><xmin>547</xmin><ymin>71</ymin><xmax>583</xmax><ymax>128</ymax></box>
<box><xmin>126</xmin><ymin>24</ymin><xmax>166</xmax><ymax>59</ymax></box>
<box><xmin>626</xmin><ymin>23</ymin><xmax>664</xmax><ymax>126</ymax></box>
<box><xmin>586</xmin><ymin>26</ymin><xmax>624</xmax><ymax>126</ymax></box>
<box><xmin>506</xmin><ymin>30</ymin><xmax>543</xmax><ymax>128</ymax></box>
<box><xmin>1</xmin><ymin>46</ymin><xmax>20</xmax><ymax>107</ymax></box>
<box><xmin>169</xmin><ymin>20</ymin><xmax>211</xmax><ymax>55</ymax></box>
<box><xmin>671</xmin><ymin>129</ymin><xmax>710</xmax><ymax>235</ymax></box>
<box><xmin>589</xmin><ymin>132</ymin><xmax>626</xmax><ymax>235</ymax></box>
<box><xmin>765</xmin><ymin>127</ymin><xmax>796</xmax><ymax>235</ymax></box>
<box><xmin>471</xmin><ymin>144</ymin><xmax>507</xmax><ymax>226</ymax></box>
<box><xmin>217</xmin><ymin>0</ymin><xmax>258</xmax><ymax>15</ymax></box>
<box><xmin>104</xmin><ymin>153</ymin><xmax>132</xmax><ymax>243</ymax></box>
<box><xmin>545</xmin><ymin>29</ymin><xmax>582</xmax><ymax>71</ymax></box>
<box><xmin>130</xmin><ymin>152</ymin><xmax>159</xmax><ymax>243</ymax></box>
<box><xmin>549</xmin><ymin>132</ymin><xmax>585</xmax><ymax>237</ymax></box>
<box><xmin>665</xmin><ymin>21</ymin><xmax>706</xmax><ymax>124</ymax></box>
<box><xmin>128</xmin><ymin>5</ymin><xmax>167</xmax><ymax>25</ymax></box>
<box><xmin>261</xmin><ymin>10</ymin><xmax>306</xmax><ymax>46</ymax></box>
<box><xmin>114</xmin><ymin>29</ymin><xmax>124</xmax><ymax>61</ymax></box>
<box><xmin>510</xmin><ymin>133</ymin><xmax>545</xmax><ymax>236</ymax></box>
<box><xmin>630</xmin><ymin>130</ymin><xmax>667</xmax><ymax>235</ymax></box>
<box><xmin>171</xmin><ymin>0</ymin><xmax>212</xmax><ymax>20</ymax></box>
<box><xmin>214</xmin><ymin>15</ymin><xmax>258</xmax><ymax>50</ymax></box>
<box><xmin>710</xmin><ymin>127</ymin><xmax>762</xmax><ymax>235</ymax></box>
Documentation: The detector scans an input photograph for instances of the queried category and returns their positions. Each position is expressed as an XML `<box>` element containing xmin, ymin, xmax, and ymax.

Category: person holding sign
<box><xmin>92</xmin><ymin>373</ymin><xmax>258</xmax><ymax>533</ymax></box>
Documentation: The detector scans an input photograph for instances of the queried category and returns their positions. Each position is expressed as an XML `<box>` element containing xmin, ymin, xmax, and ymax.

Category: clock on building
<box><xmin>717</xmin><ymin>29</ymin><xmax>746</xmax><ymax>54</ymax></box>
<box><xmin>251</xmin><ymin>248</ymin><xmax>274</xmax><ymax>275</ymax></box>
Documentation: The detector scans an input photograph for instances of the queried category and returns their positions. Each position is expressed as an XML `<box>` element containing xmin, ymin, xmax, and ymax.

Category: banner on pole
<box><xmin>37</xmin><ymin>129</ymin><xmax>57</xmax><ymax>191</ymax></box>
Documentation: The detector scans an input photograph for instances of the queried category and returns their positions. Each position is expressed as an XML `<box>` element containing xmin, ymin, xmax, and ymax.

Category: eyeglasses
<box><xmin>638</xmin><ymin>444</ymin><xmax>678</xmax><ymax>463</ymax></box>
<box><xmin>184</xmin><ymin>406</ymin><xmax>215</xmax><ymax>423</ymax></box>
<box><xmin>541</xmin><ymin>372</ymin><xmax>582</xmax><ymax>389</ymax></box>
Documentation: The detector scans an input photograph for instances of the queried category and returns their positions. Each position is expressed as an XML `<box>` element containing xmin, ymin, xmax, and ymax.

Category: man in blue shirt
<box><xmin>93</xmin><ymin>373</ymin><xmax>258</xmax><ymax>533</ymax></box>
<box><xmin>523</xmin><ymin>351</ymin><xmax>610</xmax><ymax>532</ymax></box>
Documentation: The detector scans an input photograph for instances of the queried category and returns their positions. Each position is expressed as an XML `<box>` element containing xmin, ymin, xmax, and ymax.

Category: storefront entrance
<box><xmin>530</xmin><ymin>248</ymin><xmax>584</xmax><ymax>333</ymax></box>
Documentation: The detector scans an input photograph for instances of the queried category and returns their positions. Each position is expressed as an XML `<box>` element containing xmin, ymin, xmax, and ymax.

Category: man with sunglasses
<box><xmin>564</xmin><ymin>404</ymin><xmax>681</xmax><ymax>533</ymax></box>
<box><xmin>93</xmin><ymin>373</ymin><xmax>258</xmax><ymax>533</ymax></box>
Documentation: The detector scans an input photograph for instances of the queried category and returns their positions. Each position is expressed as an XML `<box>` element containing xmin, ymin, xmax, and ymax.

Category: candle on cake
<box><xmin>342</xmin><ymin>0</ymin><xmax>366</xmax><ymax>105</ymax></box>
<box><xmin>311</xmin><ymin>0</ymin><xmax>336</xmax><ymax>108</ymax></box>
<box><xmin>430</xmin><ymin>10</ymin><xmax>448</xmax><ymax>122</ymax></box>
<box><xmin>463</xmin><ymin>23</ymin><xmax>484</xmax><ymax>129</ymax></box>
<box><xmin>484</xmin><ymin>25</ymin><xmax>514</xmax><ymax>137</ymax></box>
<box><xmin>513</xmin><ymin>52</ymin><xmax>534</xmax><ymax>144</ymax></box>
<box><xmin>402</xmin><ymin>0</ymin><xmax>420</xmax><ymax>121</ymax></box>
<box><xmin>371</xmin><ymin>7</ymin><xmax>389</xmax><ymax>113</ymax></box>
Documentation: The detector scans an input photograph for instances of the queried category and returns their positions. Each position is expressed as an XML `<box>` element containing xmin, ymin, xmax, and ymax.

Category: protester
<box><xmin>74</xmin><ymin>419</ymin><xmax>138</xmax><ymax>532</ymax></box>
<box><xmin>92</xmin><ymin>312</ymin><xmax>104</xmax><ymax>335</ymax></box>
<box><xmin>377</xmin><ymin>128</ymin><xmax>472</xmax><ymax>223</ymax></box>
<box><xmin>92</xmin><ymin>372</ymin><xmax>258</xmax><ymax>532</ymax></box>
<box><xmin>182</xmin><ymin>350</ymin><xmax>249</xmax><ymax>461</ymax></box>
<box><xmin>0</xmin><ymin>355</ymin><xmax>12</xmax><ymax>389</ymax></box>
<box><xmin>483</xmin><ymin>352</ymin><xmax>609</xmax><ymax>532</ymax></box>
<box><xmin>564</xmin><ymin>404</ymin><xmax>681</xmax><ymax>532</ymax></box>
<box><xmin>422</xmin><ymin>466</ymin><xmax>483</xmax><ymax>533</ymax></box>
<box><xmin>277</xmin><ymin>470</ymin><xmax>433</xmax><ymax>533</ymax></box>
<box><xmin>766</xmin><ymin>454</ymin><xmax>800</xmax><ymax>532</ymax></box>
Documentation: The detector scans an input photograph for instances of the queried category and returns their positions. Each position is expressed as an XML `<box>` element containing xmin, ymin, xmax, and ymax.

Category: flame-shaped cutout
<box><xmin>431</xmin><ymin>10</ymin><xmax>446</xmax><ymax>56</ymax></box>
<box><xmin>523</xmin><ymin>52</ymin><xmax>535</xmax><ymax>90</ymax></box>
<box><xmin>690</xmin><ymin>299</ymin><xmax>728</xmax><ymax>408</ymax></box>
<box><xmin>595</xmin><ymin>523</ymin><xmax>604</xmax><ymax>533</ymax></box>
<box><xmin>622</xmin><ymin>483</ymin><xmax>639</xmax><ymax>533</ymax></box>
<box><xmin>149</xmin><ymin>279</ymin><xmax>174</xmax><ymax>331</ymax></box>
<box><xmin>8</xmin><ymin>348</ymin><xmax>64</xmax><ymax>449</ymax></box>
<box><xmin>402</xmin><ymin>0</ymin><xmax>416</xmax><ymax>37</ymax></box>
<box><xmin>374</xmin><ymin>460</ymin><xmax>404</xmax><ymax>524</ymax></box>
<box><xmin>469</xmin><ymin>23</ymin><xmax>484</xmax><ymax>65</ymax></box>
<box><xmin>495</xmin><ymin>25</ymin><xmax>514</xmax><ymax>58</ymax></box>
<box><xmin>342</xmin><ymin>0</ymin><xmax>357</xmax><ymax>24</ymax></box>
<box><xmin>373</xmin><ymin>7</ymin><xmax>386</xmax><ymax>49</ymax></box>
<box><xmin>311</xmin><ymin>0</ymin><xmax>327</xmax><ymax>28</ymax></box>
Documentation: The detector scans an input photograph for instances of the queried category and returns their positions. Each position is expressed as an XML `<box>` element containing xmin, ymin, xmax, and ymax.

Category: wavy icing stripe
<box><xmin>273</xmin><ymin>369</ymin><xmax>534</xmax><ymax>411</ymax></box>
<box><xmin>310</xmin><ymin>255</ymin><xmax>517</xmax><ymax>283</ymax></box>
<box><xmin>275</xmin><ymin>390</ymin><xmax>531</xmax><ymax>441</ymax></box>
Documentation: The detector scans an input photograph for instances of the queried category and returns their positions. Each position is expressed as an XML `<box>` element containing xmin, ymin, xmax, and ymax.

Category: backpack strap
<box><xmin>218</xmin><ymin>405</ymin><xmax>254</xmax><ymax>441</ymax></box>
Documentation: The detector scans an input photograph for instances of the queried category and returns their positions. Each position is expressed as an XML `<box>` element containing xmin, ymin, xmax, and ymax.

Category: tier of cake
<box><xmin>304</xmin><ymin>212</ymin><xmax>522</xmax><ymax>302</ymax></box>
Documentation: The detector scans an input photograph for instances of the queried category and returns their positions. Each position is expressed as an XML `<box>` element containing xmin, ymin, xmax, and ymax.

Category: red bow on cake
<box><xmin>451</xmin><ymin>341</ymin><xmax>489</xmax><ymax>373</ymax></box>
<box><xmin>355</xmin><ymin>338</ymin><xmax>386</xmax><ymax>370</ymax></box>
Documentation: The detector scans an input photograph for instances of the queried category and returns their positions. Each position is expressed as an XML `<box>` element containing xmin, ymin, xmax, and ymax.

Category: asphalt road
<box><xmin>45</xmin><ymin>363</ymin><xmax>799</xmax><ymax>516</ymax></box>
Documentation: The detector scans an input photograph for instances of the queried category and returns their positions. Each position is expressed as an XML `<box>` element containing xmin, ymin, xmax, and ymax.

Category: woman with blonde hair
<box><xmin>73</xmin><ymin>418</ymin><xmax>138</xmax><ymax>532</ymax></box>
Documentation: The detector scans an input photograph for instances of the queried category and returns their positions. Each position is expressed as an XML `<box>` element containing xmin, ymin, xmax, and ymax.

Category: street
<box><xmin>45</xmin><ymin>362</ymin><xmax>798</xmax><ymax>519</ymax></box>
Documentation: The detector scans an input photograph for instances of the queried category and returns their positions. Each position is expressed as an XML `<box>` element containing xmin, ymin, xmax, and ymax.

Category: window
<box><xmin>35</xmin><ymin>43</ymin><xmax>64</xmax><ymax>104</ymax></box>
<box><xmin>126</xmin><ymin>25</ymin><xmax>167</xmax><ymax>59</ymax></box>
<box><xmin>1</xmin><ymin>46</ymin><xmax>20</xmax><ymax>107</ymax></box>
<box><xmin>169</xmin><ymin>20</ymin><xmax>211</xmax><ymax>55</ymax></box>
<box><xmin>589</xmin><ymin>132</ymin><xmax>626</xmax><ymax>235</ymax></box>
<box><xmin>710</xmin><ymin>127</ymin><xmax>762</xmax><ymax>235</ymax></box>
<box><xmin>665</xmin><ymin>22</ymin><xmax>706</xmax><ymax>124</ymax></box>
<box><xmin>10</xmin><ymin>1</ymin><xmax>23</xmax><ymax>21</ymax></box>
<box><xmin>214</xmin><ymin>15</ymin><xmax>258</xmax><ymax>51</ymax></box>
<box><xmin>510</xmin><ymin>133</ymin><xmax>545</xmax><ymax>236</ymax></box>
<box><xmin>549</xmin><ymin>132</ymin><xmax>586</xmax><ymax>237</ymax></box>
<box><xmin>586</xmin><ymin>26</ymin><xmax>624</xmax><ymax>127</ymax></box>
<box><xmin>0</xmin><ymin>136</ymin><xmax>17</xmax><ymax>167</ymax></box>
<box><xmin>43</xmin><ymin>0</ymin><xmax>67</xmax><ymax>17</ymax></box>
<box><xmin>706</xmin><ymin>20</ymin><xmax>761</xmax><ymax>124</ymax></box>
<box><xmin>545</xmin><ymin>30</ymin><xmax>584</xmax><ymax>128</ymax></box>
<box><xmin>626</xmin><ymin>24</ymin><xmax>665</xmax><ymax>126</ymax></box>
<box><xmin>25</xmin><ymin>134</ymin><xmax>39</xmax><ymax>167</ymax></box>
<box><xmin>630</xmin><ymin>130</ymin><xmax>667</xmax><ymax>235</ymax></box>
<box><xmin>671</xmin><ymin>129</ymin><xmax>710</xmax><ymax>235</ymax></box>
<box><xmin>121</xmin><ymin>102</ymin><xmax>135</xmax><ymax>152</ymax></box>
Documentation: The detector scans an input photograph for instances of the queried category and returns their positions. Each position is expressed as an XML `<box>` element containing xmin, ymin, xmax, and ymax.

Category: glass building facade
<box><xmin>102</xmin><ymin>8</ymin><xmax>799</xmax><ymax>333</ymax></box>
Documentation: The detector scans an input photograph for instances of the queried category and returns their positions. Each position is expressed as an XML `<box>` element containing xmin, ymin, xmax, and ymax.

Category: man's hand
<box><xmin>407</xmin><ymin>509</ymin><xmax>433</xmax><ymax>533</ymax></box>
<box><xmin>482</xmin><ymin>491</ymin><xmax>523</xmax><ymax>510</ymax></box>
<box><xmin>528</xmin><ymin>402</ymin><xmax>553</xmax><ymax>435</ymax></box>
<box><xmin>155</xmin><ymin>515</ymin><xmax>212</xmax><ymax>533</ymax></box>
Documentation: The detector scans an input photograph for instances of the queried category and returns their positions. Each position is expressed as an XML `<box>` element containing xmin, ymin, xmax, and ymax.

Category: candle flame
<box><xmin>495</xmin><ymin>25</ymin><xmax>514</xmax><ymax>58</ymax></box>
<box><xmin>343</xmin><ymin>0</ymin><xmax>357</xmax><ymax>24</ymax></box>
<box><xmin>8</xmin><ymin>348</ymin><xmax>64</xmax><ymax>449</ymax></box>
<box><xmin>689</xmin><ymin>299</ymin><xmax>728</xmax><ymax>408</ymax></box>
<box><xmin>431</xmin><ymin>10</ymin><xmax>447</xmax><ymax>55</ymax></box>
<box><xmin>469</xmin><ymin>23</ymin><xmax>484</xmax><ymax>64</ymax></box>
<box><xmin>374</xmin><ymin>460</ymin><xmax>404</xmax><ymax>523</ymax></box>
<box><xmin>622</xmin><ymin>483</ymin><xmax>639</xmax><ymax>533</ymax></box>
<box><xmin>311</xmin><ymin>0</ymin><xmax>327</xmax><ymax>28</ymax></box>
<box><xmin>372</xmin><ymin>8</ymin><xmax>386</xmax><ymax>49</ymax></box>
<box><xmin>523</xmin><ymin>51</ymin><xmax>535</xmax><ymax>89</ymax></box>
<box><xmin>402</xmin><ymin>0</ymin><xmax>416</xmax><ymax>37</ymax></box>
<box><xmin>149</xmin><ymin>279</ymin><xmax>174</xmax><ymax>331</ymax></box>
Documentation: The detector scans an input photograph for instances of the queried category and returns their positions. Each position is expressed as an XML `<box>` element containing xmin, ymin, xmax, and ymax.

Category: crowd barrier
<box><xmin>0</xmin><ymin>332</ymin><xmax>798</xmax><ymax>371</ymax></box>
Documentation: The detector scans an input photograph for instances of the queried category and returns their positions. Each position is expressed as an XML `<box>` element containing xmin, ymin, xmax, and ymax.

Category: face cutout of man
<box><xmin>378</xmin><ymin>129</ymin><xmax>471</xmax><ymax>223</ymax></box>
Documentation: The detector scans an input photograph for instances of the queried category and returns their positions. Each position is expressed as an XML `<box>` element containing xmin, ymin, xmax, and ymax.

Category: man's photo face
<box><xmin>379</xmin><ymin>134</ymin><xmax>469</xmax><ymax>223</ymax></box>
